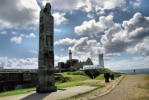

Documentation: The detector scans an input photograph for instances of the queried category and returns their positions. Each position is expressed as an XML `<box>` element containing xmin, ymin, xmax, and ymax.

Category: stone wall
<box><xmin>0</xmin><ymin>72</ymin><xmax>37</xmax><ymax>92</ymax></box>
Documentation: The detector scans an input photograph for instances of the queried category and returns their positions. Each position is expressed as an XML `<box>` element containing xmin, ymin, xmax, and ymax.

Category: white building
<box><xmin>83</xmin><ymin>54</ymin><xmax>104</xmax><ymax>70</ymax></box>
<box><xmin>98</xmin><ymin>54</ymin><xmax>104</xmax><ymax>68</ymax></box>
<box><xmin>83</xmin><ymin>65</ymin><xmax>103</xmax><ymax>70</ymax></box>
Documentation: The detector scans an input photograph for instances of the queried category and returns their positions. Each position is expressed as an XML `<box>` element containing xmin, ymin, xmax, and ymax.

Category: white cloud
<box><xmin>21</xmin><ymin>33</ymin><xmax>36</xmax><ymax>38</ymax></box>
<box><xmin>127</xmin><ymin>37</ymin><xmax>149</xmax><ymax>56</ymax></box>
<box><xmin>29</xmin><ymin>50</ymin><xmax>38</xmax><ymax>55</ymax></box>
<box><xmin>0</xmin><ymin>57</ymin><xmax>38</xmax><ymax>69</ymax></box>
<box><xmin>130</xmin><ymin>0</ymin><xmax>141</xmax><ymax>8</ymax></box>
<box><xmin>53</xmin><ymin>12</ymin><xmax>68</xmax><ymax>25</ymax></box>
<box><xmin>38</xmin><ymin>0</ymin><xmax>81</xmax><ymax>11</ymax></box>
<box><xmin>10</xmin><ymin>36</ymin><xmax>22</xmax><ymax>44</ymax></box>
<box><xmin>0</xmin><ymin>0</ymin><xmax>40</xmax><ymax>30</ymax></box>
<box><xmin>11</xmin><ymin>31</ymin><xmax>17</xmax><ymax>35</ymax></box>
<box><xmin>0</xmin><ymin>0</ymin><xmax>135</xmax><ymax>30</ymax></box>
<box><xmin>54</xmin><ymin>28</ymin><xmax>61</xmax><ymax>33</ymax></box>
<box><xmin>55</xmin><ymin>38</ymin><xmax>77</xmax><ymax>46</ymax></box>
<box><xmin>60</xmin><ymin>48</ymin><xmax>65</xmax><ymax>52</ymax></box>
<box><xmin>38</xmin><ymin>0</ymin><xmax>126</xmax><ymax>15</ymax></box>
<box><xmin>29</xmin><ymin>33</ymin><xmax>36</xmax><ymax>38</ymax></box>
<box><xmin>69</xmin><ymin>37</ymin><xmax>103</xmax><ymax>59</ymax></box>
<box><xmin>0</xmin><ymin>55</ymin><xmax>72</xmax><ymax>69</ymax></box>
<box><xmin>0</xmin><ymin>31</ymin><xmax>7</xmax><ymax>35</ymax></box>
<box><xmin>10</xmin><ymin>33</ymin><xmax>36</xmax><ymax>44</ymax></box>
<box><xmin>55</xmin><ymin>55</ymin><xmax>68</xmax><ymax>66</ymax></box>
<box><xmin>100</xmin><ymin>12</ymin><xmax>149</xmax><ymax>54</ymax></box>
<box><xmin>74</xmin><ymin>15</ymin><xmax>114</xmax><ymax>36</ymax></box>
<box><xmin>80</xmin><ymin>0</ymin><xmax>126</xmax><ymax>13</ymax></box>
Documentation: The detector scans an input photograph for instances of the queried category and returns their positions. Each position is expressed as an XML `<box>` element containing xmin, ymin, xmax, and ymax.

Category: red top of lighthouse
<box><xmin>69</xmin><ymin>50</ymin><xmax>72</xmax><ymax>55</ymax></box>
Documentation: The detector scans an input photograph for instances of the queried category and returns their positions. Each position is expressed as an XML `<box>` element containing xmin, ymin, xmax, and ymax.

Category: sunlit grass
<box><xmin>0</xmin><ymin>71</ymin><xmax>105</xmax><ymax>97</ymax></box>
<box><xmin>0</xmin><ymin>88</ymin><xmax>35</xmax><ymax>97</ymax></box>
<box><xmin>95</xmin><ymin>74</ymin><xmax>104</xmax><ymax>80</ymax></box>
<box><xmin>136</xmin><ymin>74</ymin><xmax>149</xmax><ymax>100</ymax></box>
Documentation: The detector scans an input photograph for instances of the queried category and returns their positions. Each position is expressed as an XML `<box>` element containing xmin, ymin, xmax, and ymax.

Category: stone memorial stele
<box><xmin>36</xmin><ymin>3</ymin><xmax>57</xmax><ymax>93</ymax></box>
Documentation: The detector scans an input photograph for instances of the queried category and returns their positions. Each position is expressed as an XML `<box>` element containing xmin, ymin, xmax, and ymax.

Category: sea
<box><xmin>113</xmin><ymin>68</ymin><xmax>149</xmax><ymax>74</ymax></box>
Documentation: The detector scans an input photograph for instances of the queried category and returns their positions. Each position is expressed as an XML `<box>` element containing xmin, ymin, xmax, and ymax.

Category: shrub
<box><xmin>61</xmin><ymin>77</ymin><xmax>70</xmax><ymax>83</ymax></box>
<box><xmin>85</xmin><ymin>70</ymin><xmax>100</xmax><ymax>79</ymax></box>
<box><xmin>84</xmin><ymin>68</ymin><xmax>113</xmax><ymax>79</ymax></box>
<box><xmin>98</xmin><ymin>68</ymin><xmax>112</xmax><ymax>74</ymax></box>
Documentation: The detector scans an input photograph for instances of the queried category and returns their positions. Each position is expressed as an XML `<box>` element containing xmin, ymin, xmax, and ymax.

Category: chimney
<box><xmin>69</xmin><ymin>50</ymin><xmax>72</xmax><ymax>60</ymax></box>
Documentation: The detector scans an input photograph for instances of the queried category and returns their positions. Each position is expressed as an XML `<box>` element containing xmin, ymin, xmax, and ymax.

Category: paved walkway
<box><xmin>0</xmin><ymin>86</ymin><xmax>97</xmax><ymax>100</ymax></box>
<box><xmin>95</xmin><ymin>74</ymin><xmax>149</xmax><ymax>100</ymax></box>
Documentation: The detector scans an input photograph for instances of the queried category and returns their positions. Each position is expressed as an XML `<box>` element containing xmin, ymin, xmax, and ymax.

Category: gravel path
<box><xmin>95</xmin><ymin>74</ymin><xmax>148</xmax><ymax>100</ymax></box>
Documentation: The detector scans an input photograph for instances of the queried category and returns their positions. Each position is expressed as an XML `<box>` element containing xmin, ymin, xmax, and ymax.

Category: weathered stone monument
<box><xmin>36</xmin><ymin>3</ymin><xmax>57</xmax><ymax>93</ymax></box>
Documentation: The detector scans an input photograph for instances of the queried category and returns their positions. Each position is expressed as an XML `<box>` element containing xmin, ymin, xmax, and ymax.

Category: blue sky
<box><xmin>0</xmin><ymin>0</ymin><xmax>149</xmax><ymax>70</ymax></box>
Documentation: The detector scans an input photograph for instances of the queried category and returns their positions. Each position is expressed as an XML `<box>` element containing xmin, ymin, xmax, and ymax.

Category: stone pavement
<box><xmin>0</xmin><ymin>86</ymin><xmax>97</xmax><ymax>100</ymax></box>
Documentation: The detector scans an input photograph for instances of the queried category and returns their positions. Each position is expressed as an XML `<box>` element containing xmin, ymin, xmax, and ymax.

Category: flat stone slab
<box><xmin>0</xmin><ymin>86</ymin><xmax>97</xmax><ymax>100</ymax></box>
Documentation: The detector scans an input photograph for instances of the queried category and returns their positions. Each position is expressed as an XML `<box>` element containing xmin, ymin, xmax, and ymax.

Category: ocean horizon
<box><xmin>113</xmin><ymin>68</ymin><xmax>149</xmax><ymax>74</ymax></box>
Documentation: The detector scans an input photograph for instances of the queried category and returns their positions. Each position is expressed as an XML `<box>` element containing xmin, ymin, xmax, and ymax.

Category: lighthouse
<box><xmin>98</xmin><ymin>54</ymin><xmax>104</xmax><ymax>68</ymax></box>
<box><xmin>69</xmin><ymin>50</ymin><xmax>72</xmax><ymax>60</ymax></box>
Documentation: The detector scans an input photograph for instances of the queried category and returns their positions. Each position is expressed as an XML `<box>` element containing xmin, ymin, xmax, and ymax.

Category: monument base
<box><xmin>36</xmin><ymin>86</ymin><xmax>57</xmax><ymax>93</ymax></box>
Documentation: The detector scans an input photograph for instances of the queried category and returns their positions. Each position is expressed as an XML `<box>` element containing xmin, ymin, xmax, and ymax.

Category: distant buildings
<box><xmin>57</xmin><ymin>51</ymin><xmax>105</xmax><ymax>71</ymax></box>
<box><xmin>71</xmin><ymin>58</ymin><xmax>93</xmax><ymax>70</ymax></box>
<box><xmin>57</xmin><ymin>50</ymin><xmax>93</xmax><ymax>71</ymax></box>
<box><xmin>58</xmin><ymin>59</ymin><xmax>79</xmax><ymax>71</ymax></box>
<box><xmin>83</xmin><ymin>53</ymin><xmax>104</xmax><ymax>70</ymax></box>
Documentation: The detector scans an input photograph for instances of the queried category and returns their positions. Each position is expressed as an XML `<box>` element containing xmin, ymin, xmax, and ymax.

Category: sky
<box><xmin>0</xmin><ymin>0</ymin><xmax>149</xmax><ymax>70</ymax></box>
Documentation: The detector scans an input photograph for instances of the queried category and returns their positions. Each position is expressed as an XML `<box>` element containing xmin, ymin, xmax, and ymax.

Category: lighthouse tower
<box><xmin>69</xmin><ymin>50</ymin><xmax>72</xmax><ymax>60</ymax></box>
<box><xmin>98</xmin><ymin>54</ymin><xmax>104</xmax><ymax>68</ymax></box>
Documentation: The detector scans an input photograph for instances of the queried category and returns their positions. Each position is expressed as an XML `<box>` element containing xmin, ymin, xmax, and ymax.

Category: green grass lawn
<box><xmin>95</xmin><ymin>74</ymin><xmax>104</xmax><ymax>80</ymax></box>
<box><xmin>0</xmin><ymin>88</ymin><xmax>35</xmax><ymax>97</ymax></box>
<box><xmin>0</xmin><ymin>71</ymin><xmax>105</xmax><ymax>97</ymax></box>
